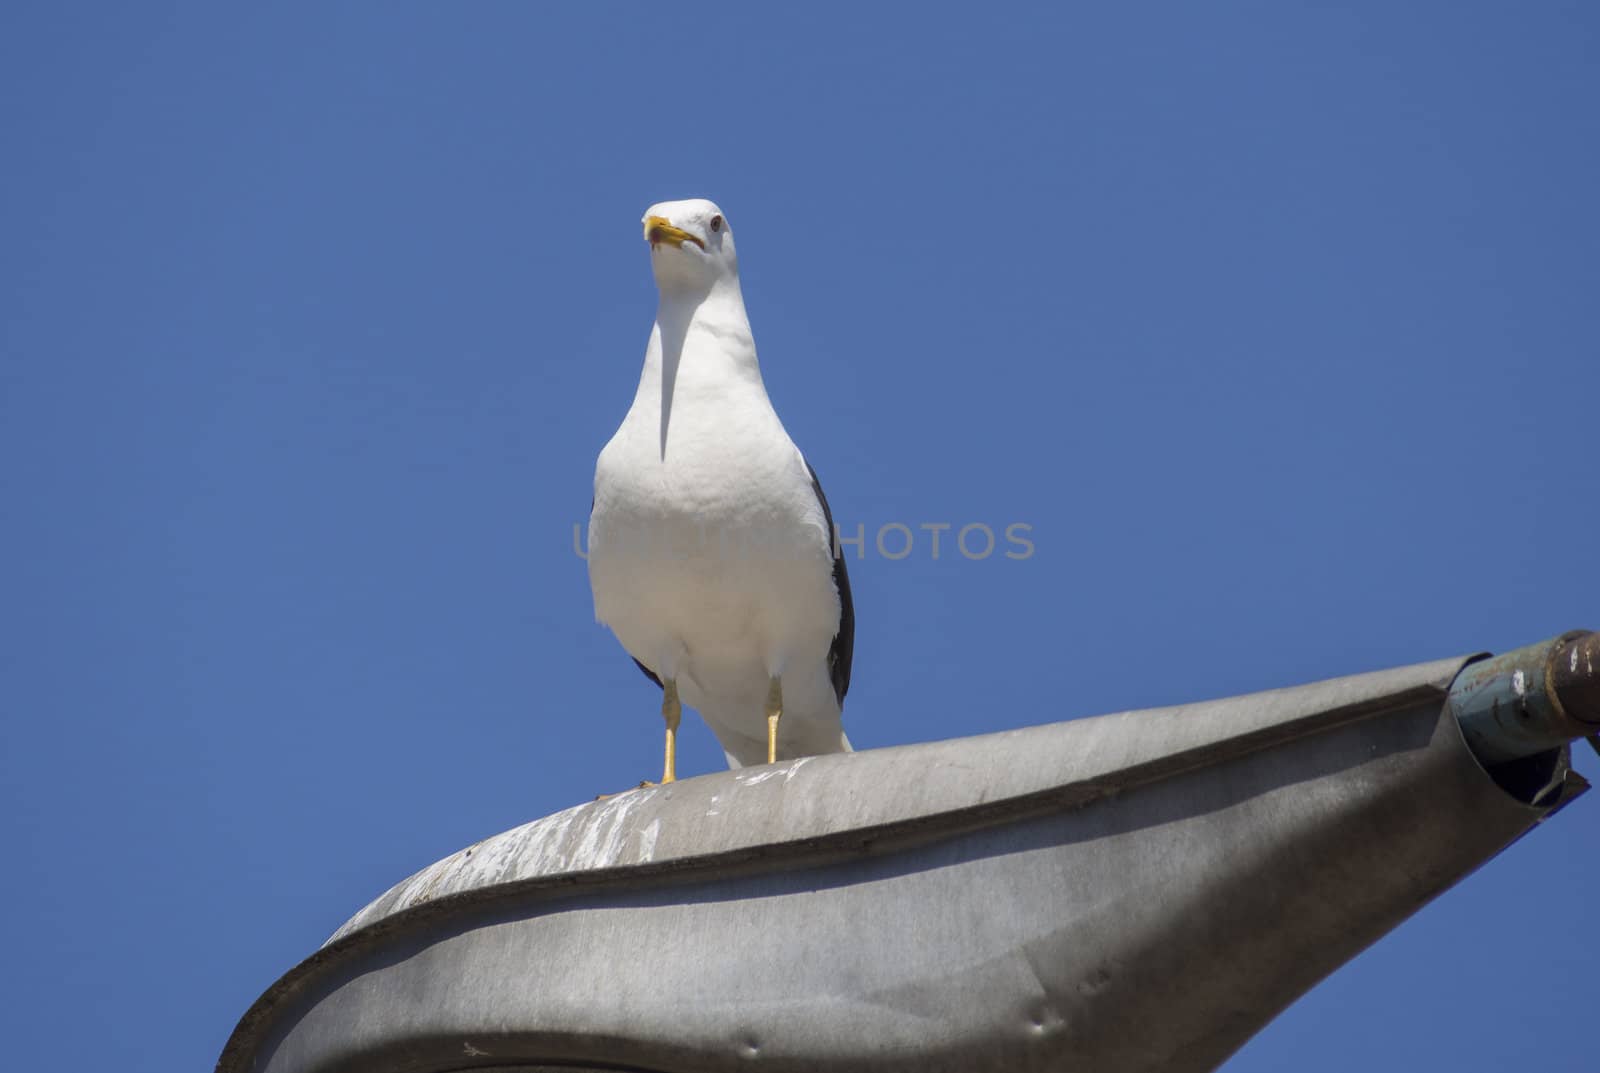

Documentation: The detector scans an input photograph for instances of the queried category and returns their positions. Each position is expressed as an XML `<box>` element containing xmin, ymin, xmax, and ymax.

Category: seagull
<box><xmin>587</xmin><ymin>198</ymin><xmax>854</xmax><ymax>783</ymax></box>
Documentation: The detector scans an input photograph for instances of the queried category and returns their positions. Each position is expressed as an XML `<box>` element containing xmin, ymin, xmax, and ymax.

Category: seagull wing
<box><xmin>592</xmin><ymin>492</ymin><xmax>666</xmax><ymax>689</ymax></box>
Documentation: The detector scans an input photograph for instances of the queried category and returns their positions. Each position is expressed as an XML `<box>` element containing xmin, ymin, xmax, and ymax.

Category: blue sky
<box><xmin>2</xmin><ymin>3</ymin><xmax>1596</xmax><ymax>1069</ymax></box>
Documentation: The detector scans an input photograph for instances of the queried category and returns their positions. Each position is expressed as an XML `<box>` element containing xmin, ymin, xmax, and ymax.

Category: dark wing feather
<box><xmin>806</xmin><ymin>461</ymin><xmax>854</xmax><ymax>706</ymax></box>
<box><xmin>632</xmin><ymin>656</ymin><xmax>663</xmax><ymax>689</ymax></box>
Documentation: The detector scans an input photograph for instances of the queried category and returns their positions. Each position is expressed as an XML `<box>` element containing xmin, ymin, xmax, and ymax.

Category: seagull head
<box><xmin>642</xmin><ymin>198</ymin><xmax>738</xmax><ymax>293</ymax></box>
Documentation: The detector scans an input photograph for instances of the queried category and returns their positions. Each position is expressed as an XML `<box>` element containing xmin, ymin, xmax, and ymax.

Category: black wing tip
<box><xmin>631</xmin><ymin>656</ymin><xmax>664</xmax><ymax>689</ymax></box>
<box><xmin>805</xmin><ymin>460</ymin><xmax>855</xmax><ymax>707</ymax></box>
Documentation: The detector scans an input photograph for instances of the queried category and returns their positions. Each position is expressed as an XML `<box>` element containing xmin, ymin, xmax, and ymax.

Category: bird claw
<box><xmin>594</xmin><ymin>779</ymin><xmax>662</xmax><ymax>802</ymax></box>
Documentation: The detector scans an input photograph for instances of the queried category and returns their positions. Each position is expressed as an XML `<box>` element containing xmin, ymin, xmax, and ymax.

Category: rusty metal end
<box><xmin>1548</xmin><ymin>630</ymin><xmax>1600</xmax><ymax>728</ymax></box>
<box><xmin>1450</xmin><ymin>630</ymin><xmax>1599</xmax><ymax>766</ymax></box>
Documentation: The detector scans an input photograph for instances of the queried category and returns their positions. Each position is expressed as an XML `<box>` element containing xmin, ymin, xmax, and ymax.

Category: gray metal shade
<box><xmin>219</xmin><ymin>644</ymin><xmax>1588</xmax><ymax>1073</ymax></box>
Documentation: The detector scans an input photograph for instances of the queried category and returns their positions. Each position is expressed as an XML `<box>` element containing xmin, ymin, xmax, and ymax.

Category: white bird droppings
<box><xmin>637</xmin><ymin>818</ymin><xmax>661</xmax><ymax>862</ymax></box>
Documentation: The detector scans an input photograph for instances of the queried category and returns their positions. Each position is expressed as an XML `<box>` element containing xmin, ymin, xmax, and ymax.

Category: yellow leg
<box><xmin>765</xmin><ymin>676</ymin><xmax>782</xmax><ymax>764</ymax></box>
<box><xmin>662</xmin><ymin>679</ymin><xmax>681</xmax><ymax>784</ymax></box>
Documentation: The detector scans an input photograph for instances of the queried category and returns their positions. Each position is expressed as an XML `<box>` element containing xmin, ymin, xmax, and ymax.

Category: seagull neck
<box><xmin>650</xmin><ymin>279</ymin><xmax>761</xmax><ymax>380</ymax></box>
<box><xmin>638</xmin><ymin>277</ymin><xmax>771</xmax><ymax>458</ymax></box>
<box><xmin>657</xmin><ymin>278</ymin><xmax>751</xmax><ymax>340</ymax></box>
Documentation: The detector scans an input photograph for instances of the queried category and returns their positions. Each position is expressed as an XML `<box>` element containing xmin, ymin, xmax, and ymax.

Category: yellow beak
<box><xmin>643</xmin><ymin>215</ymin><xmax>705</xmax><ymax>251</ymax></box>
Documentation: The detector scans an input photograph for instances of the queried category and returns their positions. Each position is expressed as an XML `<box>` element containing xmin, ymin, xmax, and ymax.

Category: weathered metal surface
<box><xmin>219</xmin><ymin>650</ymin><xmax>1588</xmax><ymax>1073</ymax></box>
<box><xmin>1550</xmin><ymin>630</ymin><xmax>1600</xmax><ymax>727</ymax></box>
<box><xmin>1451</xmin><ymin>631</ymin><xmax>1600</xmax><ymax>765</ymax></box>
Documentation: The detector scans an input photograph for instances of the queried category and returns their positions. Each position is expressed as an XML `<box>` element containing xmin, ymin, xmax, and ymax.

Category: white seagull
<box><xmin>587</xmin><ymin>198</ymin><xmax>854</xmax><ymax>782</ymax></box>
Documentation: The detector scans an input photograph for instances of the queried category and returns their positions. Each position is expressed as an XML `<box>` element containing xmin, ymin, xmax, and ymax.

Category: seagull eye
<box><xmin>710</xmin><ymin>215</ymin><xmax>723</xmax><ymax>233</ymax></box>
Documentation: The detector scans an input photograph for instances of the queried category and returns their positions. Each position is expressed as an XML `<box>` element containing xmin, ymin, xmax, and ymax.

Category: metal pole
<box><xmin>1450</xmin><ymin>630</ymin><xmax>1600</xmax><ymax>766</ymax></box>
